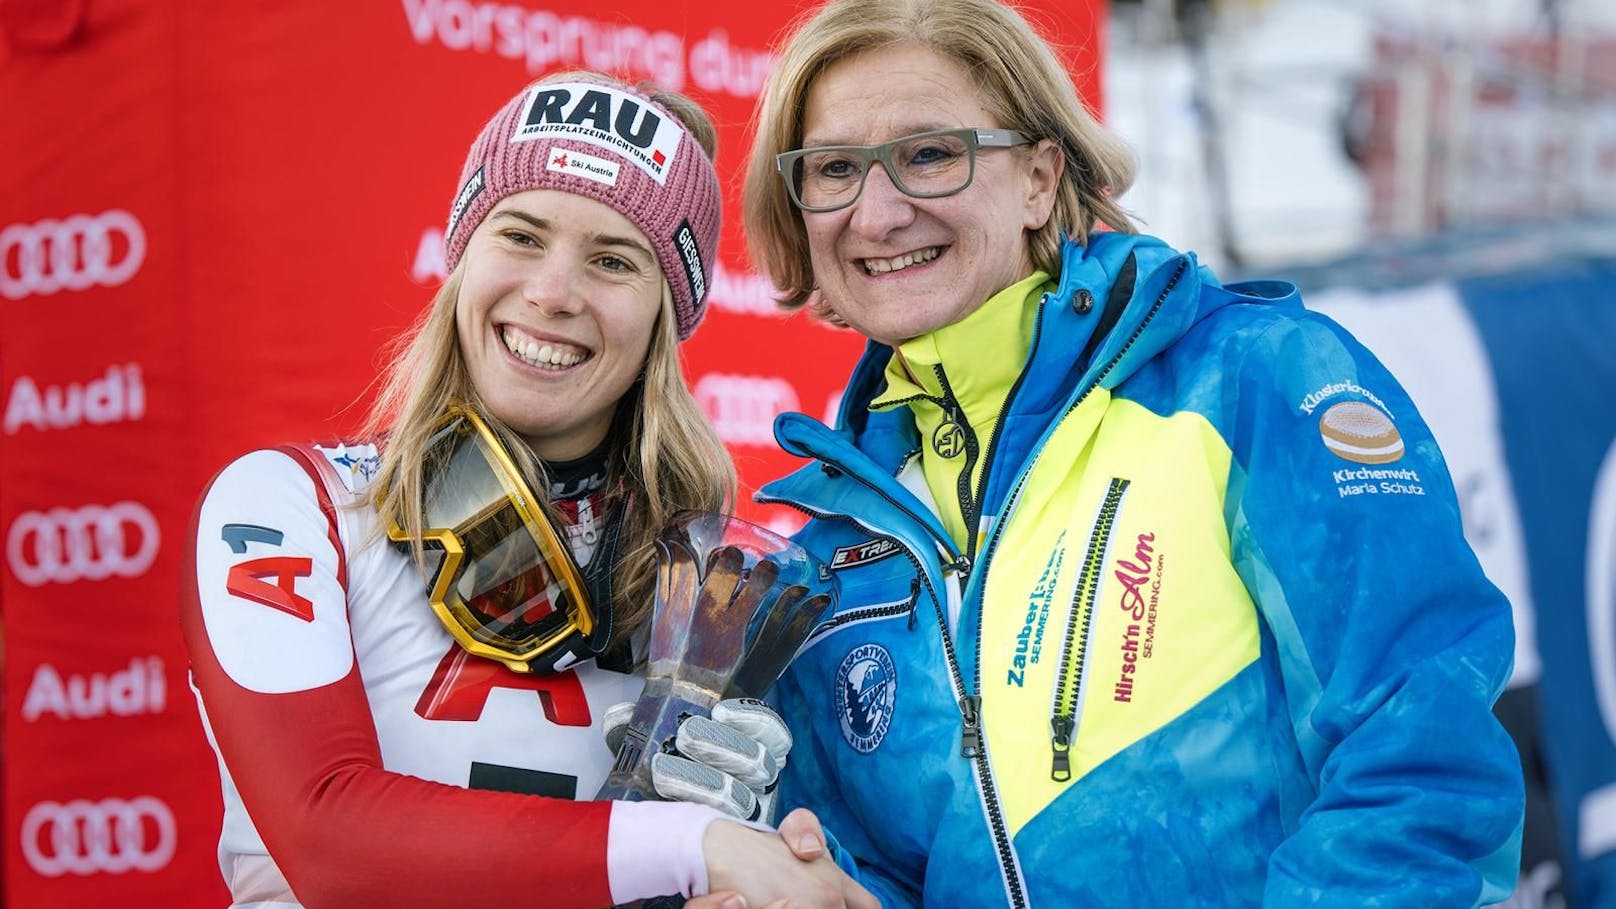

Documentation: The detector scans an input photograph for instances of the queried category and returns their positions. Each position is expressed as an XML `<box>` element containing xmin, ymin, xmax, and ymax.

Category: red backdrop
<box><xmin>0</xmin><ymin>1</ymin><xmax>1104</xmax><ymax>905</ymax></box>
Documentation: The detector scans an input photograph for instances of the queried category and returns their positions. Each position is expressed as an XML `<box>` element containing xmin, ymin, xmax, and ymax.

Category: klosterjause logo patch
<box><xmin>835</xmin><ymin>643</ymin><xmax>896</xmax><ymax>753</ymax></box>
<box><xmin>1318</xmin><ymin>401</ymin><xmax>1404</xmax><ymax>464</ymax></box>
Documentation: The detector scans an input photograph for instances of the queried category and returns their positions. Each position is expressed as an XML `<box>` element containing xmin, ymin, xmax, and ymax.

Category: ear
<box><xmin>807</xmin><ymin>293</ymin><xmax>850</xmax><ymax>329</ymax></box>
<box><xmin>1021</xmin><ymin>138</ymin><xmax>1065</xmax><ymax>231</ymax></box>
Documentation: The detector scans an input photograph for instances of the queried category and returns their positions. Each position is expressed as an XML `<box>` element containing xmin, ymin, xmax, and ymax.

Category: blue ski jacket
<box><xmin>759</xmin><ymin>232</ymin><xmax>1524</xmax><ymax>907</ymax></box>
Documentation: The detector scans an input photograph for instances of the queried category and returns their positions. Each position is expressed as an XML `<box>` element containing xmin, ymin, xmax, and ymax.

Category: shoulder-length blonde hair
<box><xmin>744</xmin><ymin>0</ymin><xmax>1138</xmax><ymax>309</ymax></box>
<box><xmin>363</xmin><ymin>76</ymin><xmax>734</xmax><ymax>652</ymax></box>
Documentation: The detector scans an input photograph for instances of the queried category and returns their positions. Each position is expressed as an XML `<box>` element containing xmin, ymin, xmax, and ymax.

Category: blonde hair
<box><xmin>744</xmin><ymin>0</ymin><xmax>1138</xmax><ymax>309</ymax></box>
<box><xmin>363</xmin><ymin>74</ymin><xmax>734</xmax><ymax>652</ymax></box>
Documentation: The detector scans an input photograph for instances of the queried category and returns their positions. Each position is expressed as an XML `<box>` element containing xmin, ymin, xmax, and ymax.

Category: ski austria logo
<box><xmin>21</xmin><ymin>796</ymin><xmax>177</xmax><ymax>877</ymax></box>
<box><xmin>1318</xmin><ymin>400</ymin><xmax>1405</xmax><ymax>464</ymax></box>
<box><xmin>513</xmin><ymin>82</ymin><xmax>683</xmax><ymax>185</ymax></box>
<box><xmin>835</xmin><ymin>643</ymin><xmax>896</xmax><ymax>753</ymax></box>
<box><xmin>1</xmin><ymin>210</ymin><xmax>147</xmax><ymax>300</ymax></box>
<box><xmin>545</xmin><ymin>147</ymin><xmax>621</xmax><ymax>188</ymax></box>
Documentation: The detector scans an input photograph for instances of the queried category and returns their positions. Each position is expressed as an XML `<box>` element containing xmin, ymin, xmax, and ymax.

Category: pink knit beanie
<box><xmin>444</xmin><ymin>75</ymin><xmax>722</xmax><ymax>340</ymax></box>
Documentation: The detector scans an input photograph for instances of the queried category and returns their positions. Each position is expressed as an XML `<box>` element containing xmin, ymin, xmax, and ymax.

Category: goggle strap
<box><xmin>582</xmin><ymin>493</ymin><xmax>629</xmax><ymax>654</ymax></box>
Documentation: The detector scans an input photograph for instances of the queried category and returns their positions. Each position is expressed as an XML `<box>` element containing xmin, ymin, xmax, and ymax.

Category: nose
<box><xmin>847</xmin><ymin>162</ymin><xmax>916</xmax><ymax>239</ymax></box>
<box><xmin>522</xmin><ymin>254</ymin><xmax>584</xmax><ymax>317</ymax></box>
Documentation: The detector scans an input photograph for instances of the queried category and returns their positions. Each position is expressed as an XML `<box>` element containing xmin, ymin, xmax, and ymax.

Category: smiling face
<box><xmin>798</xmin><ymin>43</ymin><xmax>1060</xmax><ymax>345</ymax></box>
<box><xmin>455</xmin><ymin>188</ymin><xmax>664</xmax><ymax>461</ymax></box>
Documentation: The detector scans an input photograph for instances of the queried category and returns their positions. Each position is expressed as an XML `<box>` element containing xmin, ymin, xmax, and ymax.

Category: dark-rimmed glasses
<box><xmin>776</xmin><ymin>127</ymin><xmax>1031</xmax><ymax>213</ymax></box>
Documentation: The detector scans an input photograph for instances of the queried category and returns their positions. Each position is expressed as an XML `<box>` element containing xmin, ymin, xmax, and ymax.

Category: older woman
<box><xmin>742</xmin><ymin>1</ymin><xmax>1524</xmax><ymax>906</ymax></box>
<box><xmin>182</xmin><ymin>72</ymin><xmax>872</xmax><ymax>909</ymax></box>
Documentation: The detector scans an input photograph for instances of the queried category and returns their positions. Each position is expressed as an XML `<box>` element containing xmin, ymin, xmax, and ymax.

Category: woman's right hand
<box><xmin>699</xmin><ymin>819</ymin><xmax>878</xmax><ymax>909</ymax></box>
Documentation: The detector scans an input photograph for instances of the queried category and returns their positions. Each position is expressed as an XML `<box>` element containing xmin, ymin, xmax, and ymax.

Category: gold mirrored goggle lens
<box><xmin>449</xmin><ymin>498</ymin><xmax>581</xmax><ymax>647</ymax></box>
<box><xmin>393</xmin><ymin>407</ymin><xmax>593</xmax><ymax>671</ymax></box>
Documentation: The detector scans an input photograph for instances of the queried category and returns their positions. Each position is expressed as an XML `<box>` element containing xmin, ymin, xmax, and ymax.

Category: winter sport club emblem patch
<box><xmin>835</xmin><ymin>643</ymin><xmax>896</xmax><ymax>753</ymax></box>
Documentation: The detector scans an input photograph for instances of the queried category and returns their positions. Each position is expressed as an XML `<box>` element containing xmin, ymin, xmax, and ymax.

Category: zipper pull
<box><xmin>949</xmin><ymin>553</ymin><xmax>972</xmax><ymax>578</ymax></box>
<box><xmin>906</xmin><ymin>578</ymin><xmax>921</xmax><ymax>630</ymax></box>
<box><xmin>959</xmin><ymin>695</ymin><xmax>983</xmax><ymax>759</ymax></box>
<box><xmin>1050</xmin><ymin>716</ymin><xmax>1073</xmax><ymax>782</ymax></box>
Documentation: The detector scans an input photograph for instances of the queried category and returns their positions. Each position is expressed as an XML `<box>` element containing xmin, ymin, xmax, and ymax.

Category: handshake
<box><xmin>602</xmin><ymin>699</ymin><xmax>874</xmax><ymax>909</ymax></box>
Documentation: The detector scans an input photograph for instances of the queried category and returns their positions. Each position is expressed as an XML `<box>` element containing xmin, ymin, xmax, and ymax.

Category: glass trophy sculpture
<box><xmin>596</xmin><ymin>511</ymin><xmax>835</xmax><ymax>802</ymax></box>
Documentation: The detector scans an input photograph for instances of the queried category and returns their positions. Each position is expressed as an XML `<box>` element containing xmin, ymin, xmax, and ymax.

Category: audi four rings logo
<box><xmin>0</xmin><ymin>210</ymin><xmax>147</xmax><ymax>300</ymax></box>
<box><xmin>6</xmin><ymin>502</ymin><xmax>160</xmax><ymax>587</ymax></box>
<box><xmin>693</xmin><ymin>373</ymin><xmax>801</xmax><ymax>448</ymax></box>
<box><xmin>21</xmin><ymin>797</ymin><xmax>176</xmax><ymax>877</ymax></box>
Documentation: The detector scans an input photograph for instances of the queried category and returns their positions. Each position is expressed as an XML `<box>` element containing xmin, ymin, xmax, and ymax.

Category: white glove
<box><xmin>602</xmin><ymin>697</ymin><xmax>792</xmax><ymax>822</ymax></box>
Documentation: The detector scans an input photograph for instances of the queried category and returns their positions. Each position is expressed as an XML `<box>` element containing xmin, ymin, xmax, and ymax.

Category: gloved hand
<box><xmin>603</xmin><ymin>697</ymin><xmax>792</xmax><ymax>822</ymax></box>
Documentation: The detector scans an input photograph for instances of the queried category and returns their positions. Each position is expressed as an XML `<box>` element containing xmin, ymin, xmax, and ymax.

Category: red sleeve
<box><xmin>180</xmin><ymin>450</ymin><xmax>615</xmax><ymax>909</ymax></box>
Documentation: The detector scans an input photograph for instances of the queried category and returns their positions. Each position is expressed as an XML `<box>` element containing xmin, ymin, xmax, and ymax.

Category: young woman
<box><xmin>182</xmin><ymin>71</ymin><xmax>872</xmax><ymax>909</ymax></box>
<box><xmin>743</xmin><ymin>1</ymin><xmax>1524</xmax><ymax>906</ymax></box>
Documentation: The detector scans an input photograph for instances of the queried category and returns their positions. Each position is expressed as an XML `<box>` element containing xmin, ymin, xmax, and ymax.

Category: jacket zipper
<box><xmin>769</xmin><ymin>501</ymin><xmax>986</xmax><ymax>764</ymax></box>
<box><xmin>755</xmin><ymin>496</ymin><xmax>954</xmax><ymax>642</ymax></box>
<box><xmin>770</xmin><ymin>257</ymin><xmax>1185</xmax><ymax>909</ymax></box>
<box><xmin>930</xmin><ymin>366</ymin><xmax>981</xmax><ymax>553</ymax></box>
<box><xmin>963</xmin><ymin>292</ymin><xmax>1050</xmax><ymax>565</ymax></box>
<box><xmin>876</xmin><ymin>374</ymin><xmax>984</xmax><ymax>561</ymax></box>
<box><xmin>803</xmin><ymin>577</ymin><xmax>923</xmax><ymax>646</ymax></box>
<box><xmin>760</xmin><ymin>483</ymin><xmax>1024</xmax><ymax>907</ymax></box>
<box><xmin>1049</xmin><ymin>477</ymin><xmax>1130</xmax><ymax>781</ymax></box>
<box><xmin>961</xmin><ymin>260</ymin><xmax>1184</xmax><ymax>906</ymax></box>
<box><xmin>969</xmin><ymin>255</ymin><xmax>1189</xmax><ymax>640</ymax></box>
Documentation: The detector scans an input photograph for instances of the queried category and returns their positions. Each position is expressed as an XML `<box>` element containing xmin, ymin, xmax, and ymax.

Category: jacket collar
<box><xmin>765</xmin><ymin>232</ymin><xmax>1243</xmax><ymax>513</ymax></box>
<box><xmin>834</xmin><ymin>233</ymin><xmax>1225</xmax><ymax>443</ymax></box>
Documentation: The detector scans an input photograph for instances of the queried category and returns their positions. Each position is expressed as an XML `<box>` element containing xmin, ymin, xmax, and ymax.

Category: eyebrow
<box><xmin>488</xmin><ymin>209</ymin><xmax>655</xmax><ymax>260</ymax></box>
<box><xmin>799</xmin><ymin>124</ymin><xmax>956</xmax><ymax>147</ymax></box>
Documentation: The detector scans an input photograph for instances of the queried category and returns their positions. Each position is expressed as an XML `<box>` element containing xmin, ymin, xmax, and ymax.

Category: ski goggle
<box><xmin>386</xmin><ymin>404</ymin><xmax>595</xmax><ymax>673</ymax></box>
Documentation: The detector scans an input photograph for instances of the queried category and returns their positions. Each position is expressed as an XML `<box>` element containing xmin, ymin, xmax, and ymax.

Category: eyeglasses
<box><xmin>776</xmin><ymin>127</ymin><xmax>1032</xmax><ymax>213</ymax></box>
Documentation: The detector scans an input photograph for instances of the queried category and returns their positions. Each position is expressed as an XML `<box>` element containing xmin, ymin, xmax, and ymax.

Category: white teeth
<box><xmin>502</xmin><ymin>327</ymin><xmax>585</xmax><ymax>369</ymax></box>
<box><xmin>863</xmin><ymin>246</ymin><xmax>942</xmax><ymax>275</ymax></box>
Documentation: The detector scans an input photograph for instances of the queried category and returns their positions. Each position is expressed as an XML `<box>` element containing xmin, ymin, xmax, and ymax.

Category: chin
<box><xmin>888</xmin><ymin>315</ymin><xmax>955</xmax><ymax>344</ymax></box>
